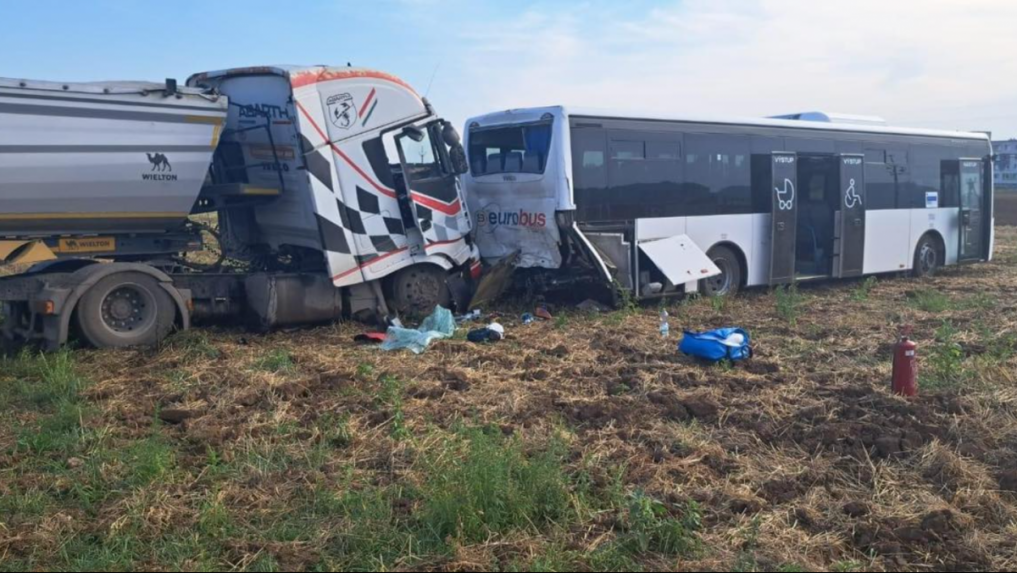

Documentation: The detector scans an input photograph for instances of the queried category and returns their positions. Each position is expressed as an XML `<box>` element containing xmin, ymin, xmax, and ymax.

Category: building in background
<box><xmin>994</xmin><ymin>139</ymin><xmax>1017</xmax><ymax>189</ymax></box>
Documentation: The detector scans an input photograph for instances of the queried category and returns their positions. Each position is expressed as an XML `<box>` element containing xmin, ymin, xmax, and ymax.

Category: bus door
<box><xmin>770</xmin><ymin>152</ymin><xmax>798</xmax><ymax>284</ymax></box>
<box><xmin>836</xmin><ymin>154</ymin><xmax>866</xmax><ymax>277</ymax></box>
<box><xmin>958</xmin><ymin>159</ymin><xmax>985</xmax><ymax>261</ymax></box>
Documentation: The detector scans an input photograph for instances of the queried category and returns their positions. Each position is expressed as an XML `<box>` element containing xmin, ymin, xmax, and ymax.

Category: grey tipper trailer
<box><xmin>0</xmin><ymin>67</ymin><xmax>478</xmax><ymax>350</ymax></box>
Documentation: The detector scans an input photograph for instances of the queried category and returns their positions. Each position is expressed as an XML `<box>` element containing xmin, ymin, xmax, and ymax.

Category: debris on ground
<box><xmin>455</xmin><ymin>309</ymin><xmax>482</xmax><ymax>323</ymax></box>
<box><xmin>467</xmin><ymin>322</ymin><xmax>505</xmax><ymax>343</ymax></box>
<box><xmin>380</xmin><ymin>305</ymin><xmax>456</xmax><ymax>353</ymax></box>
<box><xmin>468</xmin><ymin>251</ymin><xmax>519</xmax><ymax>310</ymax></box>
<box><xmin>577</xmin><ymin>298</ymin><xmax>611</xmax><ymax>313</ymax></box>
<box><xmin>535</xmin><ymin>304</ymin><xmax>553</xmax><ymax>321</ymax></box>
<box><xmin>679</xmin><ymin>327</ymin><xmax>752</xmax><ymax>362</ymax></box>
<box><xmin>353</xmin><ymin>332</ymin><xmax>386</xmax><ymax>344</ymax></box>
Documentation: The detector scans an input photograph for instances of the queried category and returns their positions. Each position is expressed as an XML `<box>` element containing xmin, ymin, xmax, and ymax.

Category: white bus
<box><xmin>463</xmin><ymin>107</ymin><xmax>994</xmax><ymax>298</ymax></box>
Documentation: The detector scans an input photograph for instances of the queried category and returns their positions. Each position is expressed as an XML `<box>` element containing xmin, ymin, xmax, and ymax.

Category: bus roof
<box><xmin>467</xmin><ymin>105</ymin><xmax>989</xmax><ymax>142</ymax></box>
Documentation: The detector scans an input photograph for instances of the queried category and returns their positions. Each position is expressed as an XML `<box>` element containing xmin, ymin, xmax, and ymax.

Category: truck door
<box><xmin>770</xmin><ymin>152</ymin><xmax>798</xmax><ymax>284</ymax></box>
<box><xmin>837</xmin><ymin>154</ymin><xmax>866</xmax><ymax>277</ymax></box>
<box><xmin>394</xmin><ymin>126</ymin><xmax>468</xmax><ymax>249</ymax></box>
<box><xmin>958</xmin><ymin>159</ymin><xmax>985</xmax><ymax>262</ymax></box>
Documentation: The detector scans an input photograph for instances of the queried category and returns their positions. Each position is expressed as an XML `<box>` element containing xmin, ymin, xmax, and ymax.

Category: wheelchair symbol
<box><xmin>774</xmin><ymin>178</ymin><xmax>795</xmax><ymax>211</ymax></box>
<box><xmin>845</xmin><ymin>178</ymin><xmax>862</xmax><ymax>209</ymax></box>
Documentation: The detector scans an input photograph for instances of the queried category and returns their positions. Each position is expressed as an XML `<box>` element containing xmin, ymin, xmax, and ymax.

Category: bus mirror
<box><xmin>402</xmin><ymin>125</ymin><xmax>425</xmax><ymax>142</ymax></box>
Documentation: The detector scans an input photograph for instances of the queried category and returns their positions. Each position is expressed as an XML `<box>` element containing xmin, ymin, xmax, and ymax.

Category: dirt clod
<box><xmin>843</xmin><ymin>501</ymin><xmax>870</xmax><ymax>518</ymax></box>
<box><xmin>158</xmin><ymin>408</ymin><xmax>196</xmax><ymax>424</ymax></box>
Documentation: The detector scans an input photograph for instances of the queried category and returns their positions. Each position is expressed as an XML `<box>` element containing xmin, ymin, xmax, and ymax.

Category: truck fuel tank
<box><xmin>244</xmin><ymin>273</ymin><xmax>344</xmax><ymax>329</ymax></box>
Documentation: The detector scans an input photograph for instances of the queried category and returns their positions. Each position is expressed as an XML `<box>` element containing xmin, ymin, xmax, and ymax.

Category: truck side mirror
<box><xmin>450</xmin><ymin>143</ymin><xmax>469</xmax><ymax>175</ymax></box>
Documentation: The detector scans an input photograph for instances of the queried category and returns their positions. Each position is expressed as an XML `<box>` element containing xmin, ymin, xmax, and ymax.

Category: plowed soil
<box><xmin>2</xmin><ymin>227</ymin><xmax>1017</xmax><ymax>572</ymax></box>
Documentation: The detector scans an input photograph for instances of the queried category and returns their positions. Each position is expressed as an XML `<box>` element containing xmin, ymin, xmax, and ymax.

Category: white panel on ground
<box><xmin>638</xmin><ymin>234</ymin><xmax>721</xmax><ymax>285</ymax></box>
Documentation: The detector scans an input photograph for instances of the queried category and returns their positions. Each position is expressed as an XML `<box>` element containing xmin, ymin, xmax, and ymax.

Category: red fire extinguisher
<box><xmin>892</xmin><ymin>326</ymin><xmax>918</xmax><ymax>397</ymax></box>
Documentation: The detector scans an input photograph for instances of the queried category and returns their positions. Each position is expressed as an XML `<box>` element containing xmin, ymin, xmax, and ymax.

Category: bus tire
<box><xmin>912</xmin><ymin>234</ymin><xmax>942</xmax><ymax>278</ymax></box>
<box><xmin>75</xmin><ymin>272</ymin><xmax>176</xmax><ymax>348</ymax></box>
<box><xmin>701</xmin><ymin>246</ymin><xmax>742</xmax><ymax>297</ymax></box>
<box><xmin>389</xmin><ymin>264</ymin><xmax>451</xmax><ymax>318</ymax></box>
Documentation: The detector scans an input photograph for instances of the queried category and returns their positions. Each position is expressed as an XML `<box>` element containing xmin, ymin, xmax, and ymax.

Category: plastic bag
<box><xmin>380</xmin><ymin>306</ymin><xmax>456</xmax><ymax>354</ymax></box>
<box><xmin>679</xmin><ymin>328</ymin><xmax>752</xmax><ymax>362</ymax></box>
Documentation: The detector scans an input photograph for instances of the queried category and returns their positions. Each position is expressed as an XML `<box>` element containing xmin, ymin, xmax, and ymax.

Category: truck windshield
<box><xmin>468</xmin><ymin>121</ymin><xmax>552</xmax><ymax>176</ymax></box>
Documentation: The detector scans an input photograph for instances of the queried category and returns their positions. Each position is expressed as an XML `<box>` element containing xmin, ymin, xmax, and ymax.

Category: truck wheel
<box><xmin>76</xmin><ymin>272</ymin><xmax>176</xmax><ymax>348</ymax></box>
<box><xmin>912</xmin><ymin>235</ymin><xmax>941</xmax><ymax>278</ymax></box>
<box><xmin>701</xmin><ymin>246</ymin><xmax>742</xmax><ymax>297</ymax></box>
<box><xmin>390</xmin><ymin>265</ymin><xmax>451</xmax><ymax>317</ymax></box>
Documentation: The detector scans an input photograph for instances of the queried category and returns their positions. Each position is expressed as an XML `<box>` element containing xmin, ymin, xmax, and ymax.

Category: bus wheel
<box><xmin>701</xmin><ymin>246</ymin><xmax>742</xmax><ymax>297</ymax></box>
<box><xmin>912</xmin><ymin>235</ymin><xmax>941</xmax><ymax>278</ymax></box>
<box><xmin>76</xmin><ymin>272</ymin><xmax>176</xmax><ymax>348</ymax></box>
<box><xmin>390</xmin><ymin>265</ymin><xmax>451</xmax><ymax>318</ymax></box>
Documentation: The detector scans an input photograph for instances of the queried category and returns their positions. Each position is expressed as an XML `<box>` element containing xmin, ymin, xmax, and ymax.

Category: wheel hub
<box><xmin>101</xmin><ymin>286</ymin><xmax>151</xmax><ymax>332</ymax></box>
<box><xmin>707</xmin><ymin>258</ymin><xmax>732</xmax><ymax>294</ymax></box>
<box><xmin>920</xmin><ymin>245</ymin><xmax>937</xmax><ymax>273</ymax></box>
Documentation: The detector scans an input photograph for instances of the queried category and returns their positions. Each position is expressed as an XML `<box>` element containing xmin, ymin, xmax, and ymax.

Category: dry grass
<box><xmin>2</xmin><ymin>228</ymin><xmax>1017</xmax><ymax>571</ymax></box>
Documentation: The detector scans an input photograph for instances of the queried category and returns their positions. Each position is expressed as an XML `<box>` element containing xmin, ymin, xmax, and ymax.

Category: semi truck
<box><xmin>0</xmin><ymin>65</ymin><xmax>479</xmax><ymax>350</ymax></box>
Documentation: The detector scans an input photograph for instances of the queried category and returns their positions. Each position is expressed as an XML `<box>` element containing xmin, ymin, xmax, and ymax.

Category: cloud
<box><xmin>439</xmin><ymin>0</ymin><xmax>1017</xmax><ymax>137</ymax></box>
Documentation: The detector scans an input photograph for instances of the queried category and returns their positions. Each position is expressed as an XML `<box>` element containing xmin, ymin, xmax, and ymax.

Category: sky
<box><xmin>3</xmin><ymin>0</ymin><xmax>1015</xmax><ymax>139</ymax></box>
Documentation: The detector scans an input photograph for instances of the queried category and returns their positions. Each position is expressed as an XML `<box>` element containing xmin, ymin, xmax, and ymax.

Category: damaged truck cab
<box><xmin>187</xmin><ymin>66</ymin><xmax>478</xmax><ymax>316</ymax></box>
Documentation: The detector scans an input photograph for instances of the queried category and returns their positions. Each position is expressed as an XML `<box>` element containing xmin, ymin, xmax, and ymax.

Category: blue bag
<box><xmin>679</xmin><ymin>328</ymin><xmax>752</xmax><ymax>362</ymax></box>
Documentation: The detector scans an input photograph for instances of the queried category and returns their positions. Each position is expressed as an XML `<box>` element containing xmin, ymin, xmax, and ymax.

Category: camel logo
<box><xmin>326</xmin><ymin>93</ymin><xmax>356</xmax><ymax>130</ymax></box>
<box><xmin>147</xmin><ymin>153</ymin><xmax>172</xmax><ymax>172</ymax></box>
<box><xmin>142</xmin><ymin>153</ymin><xmax>178</xmax><ymax>181</ymax></box>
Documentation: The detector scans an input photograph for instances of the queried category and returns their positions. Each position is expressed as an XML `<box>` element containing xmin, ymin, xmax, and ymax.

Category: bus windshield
<box><xmin>468</xmin><ymin>121</ymin><xmax>552</xmax><ymax>176</ymax></box>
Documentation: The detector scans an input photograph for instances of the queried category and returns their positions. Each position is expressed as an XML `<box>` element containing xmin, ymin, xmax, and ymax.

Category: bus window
<box><xmin>647</xmin><ymin>141</ymin><xmax>679</xmax><ymax>160</ymax></box>
<box><xmin>886</xmin><ymin>148</ymin><xmax>911</xmax><ymax>209</ymax></box>
<box><xmin>865</xmin><ymin>148</ymin><xmax>903</xmax><ymax>210</ymax></box>
<box><xmin>611</xmin><ymin>140</ymin><xmax>644</xmax><ymax>160</ymax></box>
<box><xmin>571</xmin><ymin>127</ymin><xmax>607</xmax><ymax>221</ymax></box>
<box><xmin>468</xmin><ymin>121</ymin><xmax>552</xmax><ymax>176</ymax></box>
<box><xmin>606</xmin><ymin>133</ymin><xmax>682</xmax><ymax>219</ymax></box>
<box><xmin>911</xmin><ymin>145</ymin><xmax>951</xmax><ymax>209</ymax></box>
<box><xmin>685</xmin><ymin>134</ymin><xmax>751</xmax><ymax>216</ymax></box>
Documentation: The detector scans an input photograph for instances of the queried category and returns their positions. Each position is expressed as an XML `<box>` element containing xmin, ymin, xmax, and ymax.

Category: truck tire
<box><xmin>912</xmin><ymin>235</ymin><xmax>942</xmax><ymax>278</ymax></box>
<box><xmin>75</xmin><ymin>272</ymin><xmax>176</xmax><ymax>348</ymax></box>
<box><xmin>390</xmin><ymin>265</ymin><xmax>451</xmax><ymax>318</ymax></box>
<box><xmin>701</xmin><ymin>246</ymin><xmax>742</xmax><ymax>297</ymax></box>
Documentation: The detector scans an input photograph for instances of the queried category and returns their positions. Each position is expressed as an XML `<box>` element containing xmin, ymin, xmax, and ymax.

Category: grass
<box><xmin>923</xmin><ymin>320</ymin><xmax>967</xmax><ymax>390</ymax></box>
<box><xmin>2</xmin><ymin>227</ymin><xmax>1017</xmax><ymax>572</ymax></box>
<box><xmin>908</xmin><ymin>288</ymin><xmax>952</xmax><ymax>313</ymax></box>
<box><xmin>417</xmin><ymin>426</ymin><xmax>576</xmax><ymax>543</ymax></box>
<box><xmin>851</xmin><ymin>276</ymin><xmax>878</xmax><ymax>301</ymax></box>
<box><xmin>253</xmin><ymin>348</ymin><xmax>295</xmax><ymax>372</ymax></box>
<box><xmin>774</xmin><ymin>283</ymin><xmax>802</xmax><ymax>325</ymax></box>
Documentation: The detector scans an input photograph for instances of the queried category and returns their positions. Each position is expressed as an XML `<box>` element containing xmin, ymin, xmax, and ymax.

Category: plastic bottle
<box><xmin>659</xmin><ymin>309</ymin><xmax>670</xmax><ymax>338</ymax></box>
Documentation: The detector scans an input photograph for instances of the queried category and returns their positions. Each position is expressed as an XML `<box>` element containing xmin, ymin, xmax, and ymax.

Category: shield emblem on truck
<box><xmin>326</xmin><ymin>93</ymin><xmax>356</xmax><ymax>130</ymax></box>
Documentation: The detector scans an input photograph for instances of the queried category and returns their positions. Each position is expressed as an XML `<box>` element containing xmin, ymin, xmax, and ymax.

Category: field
<box><xmin>2</xmin><ymin>229</ymin><xmax>1016</xmax><ymax>572</ymax></box>
<box><xmin>996</xmin><ymin>191</ymin><xmax>1017</xmax><ymax>226</ymax></box>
